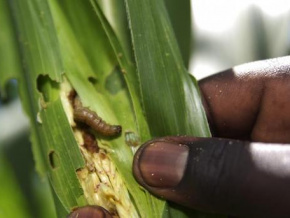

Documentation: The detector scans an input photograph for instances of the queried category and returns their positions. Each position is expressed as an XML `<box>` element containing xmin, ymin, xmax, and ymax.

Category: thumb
<box><xmin>133</xmin><ymin>136</ymin><xmax>290</xmax><ymax>217</ymax></box>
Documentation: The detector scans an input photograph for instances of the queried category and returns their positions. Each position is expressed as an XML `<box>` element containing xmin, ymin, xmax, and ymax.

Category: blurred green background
<box><xmin>1</xmin><ymin>0</ymin><xmax>290</xmax><ymax>217</ymax></box>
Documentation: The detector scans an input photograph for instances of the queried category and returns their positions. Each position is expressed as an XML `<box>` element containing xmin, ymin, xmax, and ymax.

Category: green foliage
<box><xmin>0</xmin><ymin>0</ymin><xmax>213</xmax><ymax>217</ymax></box>
<box><xmin>0</xmin><ymin>154</ymin><xmax>30</xmax><ymax>218</ymax></box>
<box><xmin>124</xmin><ymin>0</ymin><xmax>210</xmax><ymax>137</ymax></box>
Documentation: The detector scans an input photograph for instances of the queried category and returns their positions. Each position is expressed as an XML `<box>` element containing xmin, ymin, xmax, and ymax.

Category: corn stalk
<box><xmin>0</xmin><ymin>0</ymin><xmax>219</xmax><ymax>217</ymax></box>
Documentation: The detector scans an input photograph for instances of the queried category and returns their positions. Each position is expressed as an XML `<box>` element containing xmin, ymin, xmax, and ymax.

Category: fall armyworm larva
<box><xmin>73</xmin><ymin>97</ymin><xmax>122</xmax><ymax>137</ymax></box>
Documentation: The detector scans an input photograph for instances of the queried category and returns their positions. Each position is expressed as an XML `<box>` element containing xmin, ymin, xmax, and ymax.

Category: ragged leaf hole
<box><xmin>105</xmin><ymin>67</ymin><xmax>126</xmax><ymax>95</ymax></box>
<box><xmin>88</xmin><ymin>76</ymin><xmax>98</xmax><ymax>86</ymax></box>
<box><xmin>48</xmin><ymin>150</ymin><xmax>60</xmax><ymax>169</ymax></box>
<box><xmin>37</xmin><ymin>74</ymin><xmax>59</xmax><ymax>103</ymax></box>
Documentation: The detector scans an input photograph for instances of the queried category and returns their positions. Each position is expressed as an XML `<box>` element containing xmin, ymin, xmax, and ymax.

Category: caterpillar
<box><xmin>73</xmin><ymin>97</ymin><xmax>122</xmax><ymax>137</ymax></box>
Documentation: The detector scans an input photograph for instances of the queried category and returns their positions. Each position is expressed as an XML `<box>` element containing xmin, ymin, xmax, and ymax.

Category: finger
<box><xmin>133</xmin><ymin>137</ymin><xmax>290</xmax><ymax>217</ymax></box>
<box><xmin>199</xmin><ymin>56</ymin><xmax>290</xmax><ymax>143</ymax></box>
<box><xmin>68</xmin><ymin>206</ymin><xmax>112</xmax><ymax>218</ymax></box>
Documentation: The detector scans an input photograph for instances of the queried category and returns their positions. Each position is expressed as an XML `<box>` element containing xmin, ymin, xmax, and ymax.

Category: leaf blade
<box><xmin>124</xmin><ymin>0</ymin><xmax>210</xmax><ymax>137</ymax></box>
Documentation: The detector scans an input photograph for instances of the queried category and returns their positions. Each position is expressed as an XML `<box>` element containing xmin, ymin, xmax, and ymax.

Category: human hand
<box><xmin>133</xmin><ymin>56</ymin><xmax>290</xmax><ymax>217</ymax></box>
<box><xmin>69</xmin><ymin>56</ymin><xmax>290</xmax><ymax>217</ymax></box>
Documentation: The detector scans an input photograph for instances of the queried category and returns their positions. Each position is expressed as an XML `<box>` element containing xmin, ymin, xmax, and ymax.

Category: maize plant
<box><xmin>0</xmin><ymin>0</ymin><xmax>219</xmax><ymax>217</ymax></box>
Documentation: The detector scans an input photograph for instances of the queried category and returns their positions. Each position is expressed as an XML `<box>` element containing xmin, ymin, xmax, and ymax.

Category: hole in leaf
<box><xmin>37</xmin><ymin>74</ymin><xmax>59</xmax><ymax>103</ymax></box>
<box><xmin>48</xmin><ymin>150</ymin><xmax>60</xmax><ymax>169</ymax></box>
<box><xmin>105</xmin><ymin>67</ymin><xmax>126</xmax><ymax>95</ymax></box>
<box><xmin>88</xmin><ymin>76</ymin><xmax>98</xmax><ymax>86</ymax></box>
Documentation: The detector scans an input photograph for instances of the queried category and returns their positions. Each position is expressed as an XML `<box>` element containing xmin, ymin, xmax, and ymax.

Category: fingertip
<box><xmin>133</xmin><ymin>136</ymin><xmax>203</xmax><ymax>188</ymax></box>
<box><xmin>133</xmin><ymin>139</ymin><xmax>189</xmax><ymax>188</ymax></box>
<box><xmin>68</xmin><ymin>206</ymin><xmax>112</xmax><ymax>218</ymax></box>
<box><xmin>133</xmin><ymin>137</ymin><xmax>194</xmax><ymax>206</ymax></box>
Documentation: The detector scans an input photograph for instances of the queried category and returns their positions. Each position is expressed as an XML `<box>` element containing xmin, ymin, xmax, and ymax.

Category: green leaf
<box><xmin>1</xmin><ymin>0</ymin><xmax>215</xmax><ymax>217</ymax></box>
<box><xmin>7</xmin><ymin>0</ymin><xmax>85</xmax><ymax>212</ymax></box>
<box><xmin>90</xmin><ymin>0</ymin><xmax>150</xmax><ymax>142</ymax></box>
<box><xmin>165</xmin><ymin>0</ymin><xmax>192</xmax><ymax>67</ymax></box>
<box><xmin>96</xmin><ymin>0</ymin><xmax>132</xmax><ymax>60</ymax></box>
<box><xmin>0</xmin><ymin>153</ymin><xmax>31</xmax><ymax>218</ymax></box>
<box><xmin>124</xmin><ymin>0</ymin><xmax>210</xmax><ymax>137</ymax></box>
<box><xmin>48</xmin><ymin>1</ymin><xmax>164</xmax><ymax>216</ymax></box>
<box><xmin>0</xmin><ymin>0</ymin><xmax>22</xmax><ymax>94</ymax></box>
<box><xmin>124</xmin><ymin>0</ymin><xmax>216</xmax><ymax>217</ymax></box>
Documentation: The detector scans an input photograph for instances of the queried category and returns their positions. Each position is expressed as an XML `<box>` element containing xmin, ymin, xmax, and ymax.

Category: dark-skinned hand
<box><xmin>68</xmin><ymin>56</ymin><xmax>290</xmax><ymax>218</ymax></box>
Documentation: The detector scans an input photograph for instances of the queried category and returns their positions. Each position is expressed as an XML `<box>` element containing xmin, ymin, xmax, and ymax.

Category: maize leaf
<box><xmin>0</xmin><ymin>0</ymin><xmax>221</xmax><ymax>217</ymax></box>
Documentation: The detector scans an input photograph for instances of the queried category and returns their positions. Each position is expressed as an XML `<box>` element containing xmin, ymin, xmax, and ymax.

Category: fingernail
<box><xmin>138</xmin><ymin>141</ymin><xmax>189</xmax><ymax>188</ymax></box>
<box><xmin>68</xmin><ymin>206</ymin><xmax>112</xmax><ymax>218</ymax></box>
